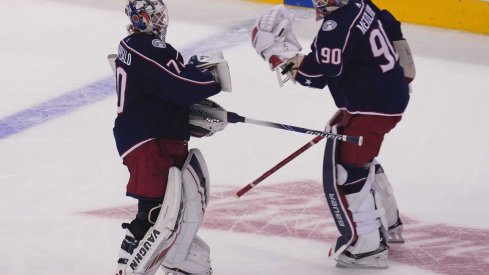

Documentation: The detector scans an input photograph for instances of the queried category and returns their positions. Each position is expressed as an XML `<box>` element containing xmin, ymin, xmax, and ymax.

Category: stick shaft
<box><xmin>241</xmin><ymin>116</ymin><xmax>362</xmax><ymax>146</ymax></box>
<box><xmin>235</xmin><ymin>135</ymin><xmax>325</xmax><ymax>198</ymax></box>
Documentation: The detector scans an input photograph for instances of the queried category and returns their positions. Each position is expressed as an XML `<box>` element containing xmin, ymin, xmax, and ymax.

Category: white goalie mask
<box><xmin>312</xmin><ymin>0</ymin><xmax>349</xmax><ymax>19</ymax></box>
<box><xmin>125</xmin><ymin>0</ymin><xmax>169</xmax><ymax>41</ymax></box>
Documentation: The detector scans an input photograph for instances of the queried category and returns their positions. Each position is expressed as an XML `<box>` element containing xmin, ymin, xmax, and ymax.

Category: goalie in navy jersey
<box><xmin>252</xmin><ymin>0</ymin><xmax>415</xmax><ymax>269</ymax></box>
<box><xmin>112</xmin><ymin>1</ymin><xmax>231</xmax><ymax>274</ymax></box>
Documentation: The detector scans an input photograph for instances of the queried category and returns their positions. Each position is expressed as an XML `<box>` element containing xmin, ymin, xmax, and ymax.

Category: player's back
<box><xmin>113</xmin><ymin>33</ymin><xmax>191</xmax><ymax>156</ymax></box>
<box><xmin>318</xmin><ymin>0</ymin><xmax>409</xmax><ymax>115</ymax></box>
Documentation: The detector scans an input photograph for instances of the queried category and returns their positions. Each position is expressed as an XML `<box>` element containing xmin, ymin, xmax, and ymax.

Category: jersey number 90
<box><xmin>320</xmin><ymin>20</ymin><xmax>398</xmax><ymax>74</ymax></box>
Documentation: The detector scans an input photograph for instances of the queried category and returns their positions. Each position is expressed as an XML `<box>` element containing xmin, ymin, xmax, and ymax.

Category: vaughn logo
<box><xmin>129</xmin><ymin>229</ymin><xmax>161</xmax><ymax>270</ymax></box>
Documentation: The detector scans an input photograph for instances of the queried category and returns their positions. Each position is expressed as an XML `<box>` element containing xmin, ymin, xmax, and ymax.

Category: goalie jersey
<box><xmin>295</xmin><ymin>0</ymin><xmax>410</xmax><ymax>115</ymax></box>
<box><xmin>113</xmin><ymin>33</ymin><xmax>221</xmax><ymax>157</ymax></box>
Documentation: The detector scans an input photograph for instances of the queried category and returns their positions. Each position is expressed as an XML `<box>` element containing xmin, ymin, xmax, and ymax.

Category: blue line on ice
<box><xmin>0</xmin><ymin>22</ymin><xmax>253</xmax><ymax>139</ymax></box>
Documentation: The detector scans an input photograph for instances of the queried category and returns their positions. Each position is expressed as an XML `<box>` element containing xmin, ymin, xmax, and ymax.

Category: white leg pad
<box><xmin>338</xmin><ymin>164</ymin><xmax>386</xmax><ymax>255</ymax></box>
<box><xmin>370</xmin><ymin>160</ymin><xmax>404</xmax><ymax>243</ymax></box>
<box><xmin>161</xmin><ymin>236</ymin><xmax>211</xmax><ymax>275</ymax></box>
<box><xmin>370</xmin><ymin>160</ymin><xmax>400</xmax><ymax>228</ymax></box>
<box><xmin>125</xmin><ymin>167</ymin><xmax>184</xmax><ymax>275</ymax></box>
<box><xmin>162</xmin><ymin>149</ymin><xmax>211</xmax><ymax>274</ymax></box>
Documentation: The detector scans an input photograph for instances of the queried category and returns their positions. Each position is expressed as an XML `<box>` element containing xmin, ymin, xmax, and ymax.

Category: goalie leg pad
<box><xmin>342</xmin><ymin>166</ymin><xmax>386</xmax><ymax>255</ymax></box>
<box><xmin>125</xmin><ymin>167</ymin><xmax>184</xmax><ymax>275</ymax></box>
<box><xmin>323</xmin><ymin>127</ymin><xmax>387</xmax><ymax>261</ymax></box>
<box><xmin>161</xmin><ymin>149</ymin><xmax>211</xmax><ymax>274</ymax></box>
<box><xmin>370</xmin><ymin>160</ymin><xmax>404</xmax><ymax>243</ymax></box>
<box><xmin>161</xmin><ymin>236</ymin><xmax>212</xmax><ymax>275</ymax></box>
<box><xmin>322</xmin><ymin>126</ymin><xmax>356</xmax><ymax>259</ymax></box>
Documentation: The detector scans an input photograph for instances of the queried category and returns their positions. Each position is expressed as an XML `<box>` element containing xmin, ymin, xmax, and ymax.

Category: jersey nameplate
<box><xmin>118</xmin><ymin>44</ymin><xmax>132</xmax><ymax>66</ymax></box>
<box><xmin>356</xmin><ymin>5</ymin><xmax>376</xmax><ymax>35</ymax></box>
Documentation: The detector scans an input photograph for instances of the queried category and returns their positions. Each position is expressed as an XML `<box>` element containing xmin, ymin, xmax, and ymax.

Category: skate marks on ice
<box><xmin>83</xmin><ymin>181</ymin><xmax>489</xmax><ymax>275</ymax></box>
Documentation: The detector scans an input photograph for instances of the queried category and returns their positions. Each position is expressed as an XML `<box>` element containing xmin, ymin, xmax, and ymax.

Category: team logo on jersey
<box><xmin>152</xmin><ymin>39</ymin><xmax>167</xmax><ymax>48</ymax></box>
<box><xmin>322</xmin><ymin>20</ymin><xmax>337</xmax><ymax>32</ymax></box>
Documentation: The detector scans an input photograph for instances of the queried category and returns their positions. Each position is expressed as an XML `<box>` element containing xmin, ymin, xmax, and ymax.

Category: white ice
<box><xmin>1</xmin><ymin>0</ymin><xmax>489</xmax><ymax>274</ymax></box>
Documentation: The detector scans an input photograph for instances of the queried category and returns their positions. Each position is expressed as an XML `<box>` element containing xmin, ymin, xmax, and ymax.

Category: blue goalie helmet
<box><xmin>312</xmin><ymin>0</ymin><xmax>349</xmax><ymax>19</ymax></box>
<box><xmin>125</xmin><ymin>0</ymin><xmax>169</xmax><ymax>41</ymax></box>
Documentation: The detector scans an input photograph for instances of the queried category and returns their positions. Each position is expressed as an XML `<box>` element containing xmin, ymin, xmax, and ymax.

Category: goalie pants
<box><xmin>338</xmin><ymin>113</ymin><xmax>402</xmax><ymax>167</ymax></box>
<box><xmin>123</xmin><ymin>138</ymin><xmax>188</xmax><ymax>200</ymax></box>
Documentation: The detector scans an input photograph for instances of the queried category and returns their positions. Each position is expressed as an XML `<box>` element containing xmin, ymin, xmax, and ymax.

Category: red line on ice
<box><xmin>82</xmin><ymin>180</ymin><xmax>489</xmax><ymax>274</ymax></box>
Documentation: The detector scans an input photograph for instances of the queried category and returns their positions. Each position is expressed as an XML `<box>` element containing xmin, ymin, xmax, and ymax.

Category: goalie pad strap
<box><xmin>127</xmin><ymin>167</ymin><xmax>184</xmax><ymax>275</ymax></box>
<box><xmin>162</xmin><ymin>149</ymin><xmax>211</xmax><ymax>274</ymax></box>
<box><xmin>353</xmin><ymin>208</ymin><xmax>386</xmax><ymax>222</ymax></box>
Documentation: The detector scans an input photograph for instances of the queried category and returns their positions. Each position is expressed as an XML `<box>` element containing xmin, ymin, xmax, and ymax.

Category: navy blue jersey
<box><xmin>113</xmin><ymin>32</ymin><xmax>221</xmax><ymax>156</ymax></box>
<box><xmin>295</xmin><ymin>0</ymin><xmax>409</xmax><ymax>115</ymax></box>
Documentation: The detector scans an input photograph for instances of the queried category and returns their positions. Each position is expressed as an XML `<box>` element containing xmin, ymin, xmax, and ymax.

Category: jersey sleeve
<box><xmin>295</xmin><ymin>47</ymin><xmax>329</xmax><ymax>89</ymax></box>
<box><xmin>295</xmin><ymin>20</ymin><xmax>350</xmax><ymax>89</ymax></box>
<box><xmin>142</xmin><ymin>44</ymin><xmax>221</xmax><ymax>106</ymax></box>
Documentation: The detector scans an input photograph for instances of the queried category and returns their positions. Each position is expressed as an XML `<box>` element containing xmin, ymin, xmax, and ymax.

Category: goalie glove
<box><xmin>188</xmin><ymin>51</ymin><xmax>232</xmax><ymax>92</ymax></box>
<box><xmin>251</xmin><ymin>5</ymin><xmax>302</xmax><ymax>71</ymax></box>
<box><xmin>189</xmin><ymin>99</ymin><xmax>228</xmax><ymax>138</ymax></box>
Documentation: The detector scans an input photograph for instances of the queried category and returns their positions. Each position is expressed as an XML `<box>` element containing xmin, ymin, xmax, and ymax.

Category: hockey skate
<box><xmin>114</xmin><ymin>226</ymin><xmax>140</xmax><ymax>275</ymax></box>
<box><xmin>335</xmin><ymin>240</ymin><xmax>388</xmax><ymax>269</ymax></box>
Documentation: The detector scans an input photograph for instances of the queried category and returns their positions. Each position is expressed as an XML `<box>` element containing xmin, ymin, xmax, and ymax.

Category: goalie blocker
<box><xmin>188</xmin><ymin>51</ymin><xmax>232</xmax><ymax>92</ymax></box>
<box><xmin>116</xmin><ymin>149</ymin><xmax>212</xmax><ymax>275</ymax></box>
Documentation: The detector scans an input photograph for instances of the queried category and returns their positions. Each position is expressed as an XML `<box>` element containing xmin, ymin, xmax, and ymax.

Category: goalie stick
<box><xmin>189</xmin><ymin>103</ymin><xmax>363</xmax><ymax>146</ymax></box>
<box><xmin>227</xmin><ymin>112</ymin><xmax>362</xmax><ymax>146</ymax></box>
<box><xmin>235</xmin><ymin>135</ymin><xmax>324</xmax><ymax>198</ymax></box>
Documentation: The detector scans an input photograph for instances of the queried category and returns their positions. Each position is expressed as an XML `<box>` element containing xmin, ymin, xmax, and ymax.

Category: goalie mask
<box><xmin>312</xmin><ymin>0</ymin><xmax>349</xmax><ymax>19</ymax></box>
<box><xmin>125</xmin><ymin>0</ymin><xmax>169</xmax><ymax>41</ymax></box>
